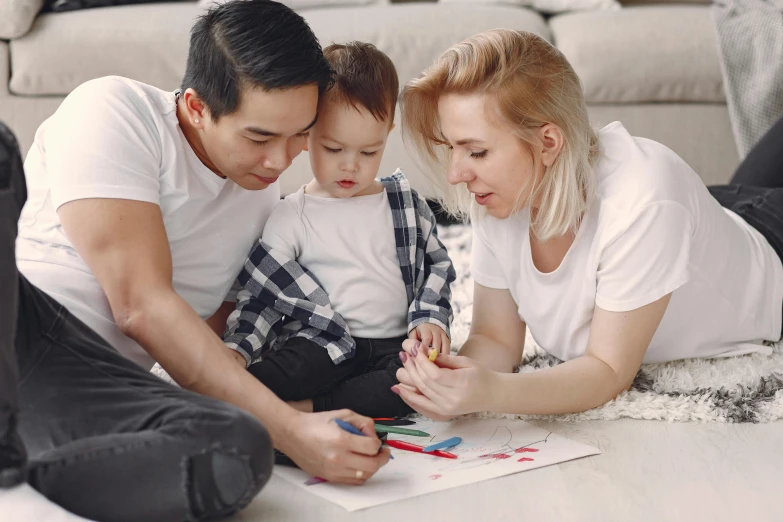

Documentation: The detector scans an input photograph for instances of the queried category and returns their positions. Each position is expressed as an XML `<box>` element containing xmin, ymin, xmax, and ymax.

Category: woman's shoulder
<box><xmin>595</xmin><ymin>122</ymin><xmax>702</xmax><ymax>214</ymax></box>
<box><xmin>591</xmin><ymin>123</ymin><xmax>705</xmax><ymax>247</ymax></box>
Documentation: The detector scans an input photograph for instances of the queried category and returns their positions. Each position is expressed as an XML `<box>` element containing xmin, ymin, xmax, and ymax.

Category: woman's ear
<box><xmin>537</xmin><ymin>124</ymin><xmax>564</xmax><ymax>168</ymax></box>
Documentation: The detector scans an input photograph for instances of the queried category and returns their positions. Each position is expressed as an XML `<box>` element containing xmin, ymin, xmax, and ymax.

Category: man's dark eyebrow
<box><xmin>244</xmin><ymin>114</ymin><xmax>318</xmax><ymax>137</ymax></box>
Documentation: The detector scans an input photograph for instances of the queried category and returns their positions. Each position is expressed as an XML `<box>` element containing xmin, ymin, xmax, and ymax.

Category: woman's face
<box><xmin>438</xmin><ymin>93</ymin><xmax>538</xmax><ymax>219</ymax></box>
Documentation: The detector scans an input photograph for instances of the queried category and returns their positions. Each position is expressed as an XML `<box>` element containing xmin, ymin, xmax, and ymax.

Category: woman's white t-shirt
<box><xmin>471</xmin><ymin>122</ymin><xmax>783</xmax><ymax>363</ymax></box>
<box><xmin>16</xmin><ymin>77</ymin><xmax>279</xmax><ymax>370</ymax></box>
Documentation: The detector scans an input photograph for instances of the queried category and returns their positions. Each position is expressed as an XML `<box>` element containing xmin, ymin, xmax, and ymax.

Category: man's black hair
<box><xmin>181</xmin><ymin>0</ymin><xmax>334</xmax><ymax>120</ymax></box>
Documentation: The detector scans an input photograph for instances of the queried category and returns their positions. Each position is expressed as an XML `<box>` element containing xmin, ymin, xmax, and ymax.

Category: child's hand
<box><xmin>409</xmin><ymin>323</ymin><xmax>451</xmax><ymax>356</ymax></box>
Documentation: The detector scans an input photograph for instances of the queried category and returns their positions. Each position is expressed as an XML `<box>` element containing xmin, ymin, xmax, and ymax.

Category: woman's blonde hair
<box><xmin>401</xmin><ymin>29</ymin><xmax>600</xmax><ymax>240</ymax></box>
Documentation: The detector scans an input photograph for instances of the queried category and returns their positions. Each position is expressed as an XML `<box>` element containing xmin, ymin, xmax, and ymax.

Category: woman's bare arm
<box><xmin>490</xmin><ymin>294</ymin><xmax>671</xmax><ymax>414</ymax></box>
<box><xmin>396</xmin><ymin>291</ymin><xmax>670</xmax><ymax>417</ymax></box>
<box><xmin>457</xmin><ymin>283</ymin><xmax>527</xmax><ymax>372</ymax></box>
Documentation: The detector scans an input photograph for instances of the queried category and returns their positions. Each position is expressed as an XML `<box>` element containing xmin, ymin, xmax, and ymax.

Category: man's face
<box><xmin>200</xmin><ymin>84</ymin><xmax>319</xmax><ymax>190</ymax></box>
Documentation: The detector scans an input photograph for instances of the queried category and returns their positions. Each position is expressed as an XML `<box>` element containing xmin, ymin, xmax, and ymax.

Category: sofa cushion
<box><xmin>620</xmin><ymin>0</ymin><xmax>709</xmax><ymax>4</ymax></box>
<box><xmin>0</xmin><ymin>0</ymin><xmax>45</xmax><ymax>39</ymax></box>
<box><xmin>10</xmin><ymin>2</ymin><xmax>201</xmax><ymax>96</ymax></box>
<box><xmin>550</xmin><ymin>6</ymin><xmax>724</xmax><ymax>104</ymax></box>
<box><xmin>438</xmin><ymin>0</ymin><xmax>619</xmax><ymax>15</ymax></box>
<box><xmin>10</xmin><ymin>3</ymin><xmax>549</xmax><ymax>97</ymax></box>
<box><xmin>44</xmin><ymin>0</ymin><xmax>190</xmax><ymax>12</ymax></box>
<box><xmin>201</xmin><ymin>0</ymin><xmax>383</xmax><ymax>11</ymax></box>
<box><xmin>302</xmin><ymin>4</ymin><xmax>551</xmax><ymax>88</ymax></box>
<box><xmin>0</xmin><ymin>41</ymin><xmax>8</xmax><ymax>96</ymax></box>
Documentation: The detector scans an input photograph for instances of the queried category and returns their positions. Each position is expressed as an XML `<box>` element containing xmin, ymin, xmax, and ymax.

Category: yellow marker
<box><xmin>428</xmin><ymin>348</ymin><xmax>438</xmax><ymax>362</ymax></box>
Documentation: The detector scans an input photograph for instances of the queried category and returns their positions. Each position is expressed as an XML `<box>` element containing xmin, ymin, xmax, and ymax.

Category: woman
<box><xmin>393</xmin><ymin>29</ymin><xmax>783</xmax><ymax>419</ymax></box>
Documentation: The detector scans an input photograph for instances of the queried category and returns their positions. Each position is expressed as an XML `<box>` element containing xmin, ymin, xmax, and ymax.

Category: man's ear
<box><xmin>183</xmin><ymin>88</ymin><xmax>207</xmax><ymax>128</ymax></box>
<box><xmin>537</xmin><ymin>123</ymin><xmax>564</xmax><ymax>168</ymax></box>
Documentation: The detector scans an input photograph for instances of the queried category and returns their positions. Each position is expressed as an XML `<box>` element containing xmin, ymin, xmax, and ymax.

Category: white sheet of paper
<box><xmin>274</xmin><ymin>418</ymin><xmax>601</xmax><ymax>511</ymax></box>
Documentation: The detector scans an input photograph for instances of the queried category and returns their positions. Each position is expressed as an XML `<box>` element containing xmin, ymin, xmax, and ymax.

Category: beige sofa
<box><xmin>0</xmin><ymin>0</ymin><xmax>736</xmax><ymax>197</ymax></box>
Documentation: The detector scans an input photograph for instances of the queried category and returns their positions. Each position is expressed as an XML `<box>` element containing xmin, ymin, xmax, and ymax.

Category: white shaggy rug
<box><xmin>439</xmin><ymin>225</ymin><xmax>783</xmax><ymax>423</ymax></box>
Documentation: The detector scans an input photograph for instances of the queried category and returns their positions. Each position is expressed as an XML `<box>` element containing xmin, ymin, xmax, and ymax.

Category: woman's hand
<box><xmin>408</xmin><ymin>323</ymin><xmax>451</xmax><ymax>355</ymax></box>
<box><xmin>278</xmin><ymin>409</ymin><xmax>391</xmax><ymax>485</ymax></box>
<box><xmin>392</xmin><ymin>340</ymin><xmax>499</xmax><ymax>420</ymax></box>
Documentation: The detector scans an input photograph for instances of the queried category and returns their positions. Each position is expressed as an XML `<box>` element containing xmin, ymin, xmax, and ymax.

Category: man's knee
<box><xmin>186</xmin><ymin>406</ymin><xmax>274</xmax><ymax>520</ymax></box>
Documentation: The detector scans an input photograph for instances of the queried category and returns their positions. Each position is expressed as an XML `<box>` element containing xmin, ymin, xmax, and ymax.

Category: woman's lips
<box><xmin>475</xmin><ymin>193</ymin><xmax>493</xmax><ymax>205</ymax></box>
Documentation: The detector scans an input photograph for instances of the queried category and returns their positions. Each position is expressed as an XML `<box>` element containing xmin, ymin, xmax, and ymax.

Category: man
<box><xmin>1</xmin><ymin>2</ymin><xmax>388</xmax><ymax>520</ymax></box>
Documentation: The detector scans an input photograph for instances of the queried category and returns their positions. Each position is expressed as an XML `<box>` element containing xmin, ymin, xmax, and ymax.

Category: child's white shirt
<box><xmin>261</xmin><ymin>186</ymin><xmax>410</xmax><ymax>339</ymax></box>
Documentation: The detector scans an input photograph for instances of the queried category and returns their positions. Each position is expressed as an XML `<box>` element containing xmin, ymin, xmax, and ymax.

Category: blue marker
<box><xmin>423</xmin><ymin>436</ymin><xmax>462</xmax><ymax>453</ymax></box>
<box><xmin>334</xmin><ymin>418</ymin><xmax>365</xmax><ymax>436</ymax></box>
<box><xmin>334</xmin><ymin>419</ymin><xmax>393</xmax><ymax>459</ymax></box>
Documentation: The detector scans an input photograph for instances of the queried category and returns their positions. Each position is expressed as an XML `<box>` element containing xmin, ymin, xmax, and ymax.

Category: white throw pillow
<box><xmin>439</xmin><ymin>0</ymin><xmax>619</xmax><ymax>14</ymax></box>
<box><xmin>0</xmin><ymin>0</ymin><xmax>45</xmax><ymax>39</ymax></box>
<box><xmin>199</xmin><ymin>0</ymin><xmax>383</xmax><ymax>10</ymax></box>
<box><xmin>532</xmin><ymin>0</ymin><xmax>618</xmax><ymax>12</ymax></box>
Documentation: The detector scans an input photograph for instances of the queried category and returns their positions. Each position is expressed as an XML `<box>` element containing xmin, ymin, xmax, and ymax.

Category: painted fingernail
<box><xmin>399</xmin><ymin>351</ymin><xmax>408</xmax><ymax>363</ymax></box>
<box><xmin>391</xmin><ymin>386</ymin><xmax>400</xmax><ymax>395</ymax></box>
<box><xmin>414</xmin><ymin>341</ymin><xmax>421</xmax><ymax>349</ymax></box>
<box><xmin>411</xmin><ymin>346</ymin><xmax>418</xmax><ymax>357</ymax></box>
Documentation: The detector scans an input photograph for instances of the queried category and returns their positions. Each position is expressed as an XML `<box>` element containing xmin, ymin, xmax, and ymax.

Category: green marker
<box><xmin>374</xmin><ymin>425</ymin><xmax>430</xmax><ymax>437</ymax></box>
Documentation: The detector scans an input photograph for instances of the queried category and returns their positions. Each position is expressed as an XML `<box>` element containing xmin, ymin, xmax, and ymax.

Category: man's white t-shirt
<box><xmin>16</xmin><ymin>76</ymin><xmax>279</xmax><ymax>370</ymax></box>
<box><xmin>471</xmin><ymin>122</ymin><xmax>783</xmax><ymax>363</ymax></box>
<box><xmin>261</xmin><ymin>186</ymin><xmax>410</xmax><ymax>339</ymax></box>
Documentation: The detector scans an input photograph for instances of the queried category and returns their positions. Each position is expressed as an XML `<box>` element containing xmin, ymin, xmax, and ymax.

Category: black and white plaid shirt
<box><xmin>223</xmin><ymin>170</ymin><xmax>456</xmax><ymax>365</ymax></box>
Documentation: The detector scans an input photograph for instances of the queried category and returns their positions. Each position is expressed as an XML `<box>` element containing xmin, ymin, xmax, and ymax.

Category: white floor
<box><xmin>233</xmin><ymin>419</ymin><xmax>783</xmax><ymax>522</ymax></box>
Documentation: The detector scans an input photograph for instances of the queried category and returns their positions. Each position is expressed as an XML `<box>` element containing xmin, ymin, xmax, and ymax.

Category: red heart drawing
<box><xmin>518</xmin><ymin>457</ymin><xmax>535</xmax><ymax>462</ymax></box>
<box><xmin>515</xmin><ymin>447</ymin><xmax>539</xmax><ymax>453</ymax></box>
<box><xmin>429</xmin><ymin>474</ymin><xmax>442</xmax><ymax>480</ymax></box>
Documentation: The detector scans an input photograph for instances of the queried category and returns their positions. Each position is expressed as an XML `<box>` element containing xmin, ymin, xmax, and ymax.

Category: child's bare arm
<box><xmin>409</xmin><ymin>323</ymin><xmax>451</xmax><ymax>355</ymax></box>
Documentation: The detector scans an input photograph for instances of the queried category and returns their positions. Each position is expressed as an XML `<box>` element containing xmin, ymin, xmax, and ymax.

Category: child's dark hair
<box><xmin>323</xmin><ymin>42</ymin><xmax>399</xmax><ymax>125</ymax></box>
<box><xmin>181</xmin><ymin>0</ymin><xmax>333</xmax><ymax>121</ymax></box>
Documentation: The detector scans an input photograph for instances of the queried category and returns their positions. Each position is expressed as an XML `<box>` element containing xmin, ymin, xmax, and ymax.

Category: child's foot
<box><xmin>0</xmin><ymin>483</ymin><xmax>96</xmax><ymax>522</ymax></box>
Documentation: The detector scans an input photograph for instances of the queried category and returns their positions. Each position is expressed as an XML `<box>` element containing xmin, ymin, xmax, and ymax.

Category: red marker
<box><xmin>385</xmin><ymin>439</ymin><xmax>458</xmax><ymax>459</ymax></box>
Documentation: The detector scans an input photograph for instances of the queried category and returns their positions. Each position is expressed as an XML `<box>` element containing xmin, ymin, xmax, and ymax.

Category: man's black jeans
<box><xmin>0</xmin><ymin>123</ymin><xmax>274</xmax><ymax>522</ymax></box>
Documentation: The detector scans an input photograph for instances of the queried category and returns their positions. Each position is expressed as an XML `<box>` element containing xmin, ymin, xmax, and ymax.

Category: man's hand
<box><xmin>408</xmin><ymin>323</ymin><xmax>451</xmax><ymax>356</ymax></box>
<box><xmin>278</xmin><ymin>410</ymin><xmax>390</xmax><ymax>484</ymax></box>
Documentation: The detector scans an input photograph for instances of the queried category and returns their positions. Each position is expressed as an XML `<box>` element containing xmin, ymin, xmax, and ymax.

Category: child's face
<box><xmin>306</xmin><ymin>98</ymin><xmax>391</xmax><ymax>198</ymax></box>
